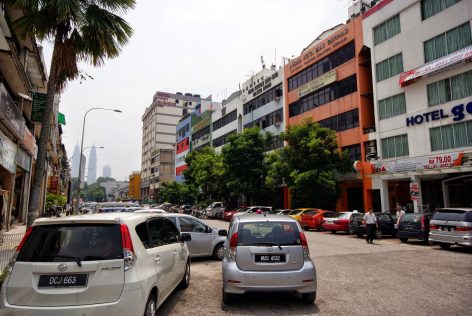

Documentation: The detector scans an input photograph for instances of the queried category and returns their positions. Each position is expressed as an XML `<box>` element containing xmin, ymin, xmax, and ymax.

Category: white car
<box><xmin>1</xmin><ymin>213</ymin><xmax>191</xmax><ymax>316</ymax></box>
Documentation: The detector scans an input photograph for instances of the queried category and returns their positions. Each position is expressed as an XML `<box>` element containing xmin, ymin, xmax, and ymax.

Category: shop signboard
<box><xmin>21</xmin><ymin>127</ymin><xmax>37</xmax><ymax>158</ymax></box>
<box><xmin>371</xmin><ymin>152</ymin><xmax>472</xmax><ymax>174</ymax></box>
<box><xmin>31</xmin><ymin>92</ymin><xmax>47</xmax><ymax>123</ymax></box>
<box><xmin>0</xmin><ymin>129</ymin><xmax>17</xmax><ymax>174</ymax></box>
<box><xmin>49</xmin><ymin>176</ymin><xmax>58</xmax><ymax>194</ymax></box>
<box><xmin>409</xmin><ymin>183</ymin><xmax>419</xmax><ymax>201</ymax></box>
<box><xmin>299</xmin><ymin>70</ymin><xmax>337</xmax><ymax>98</ymax></box>
<box><xmin>0</xmin><ymin>83</ymin><xmax>25</xmax><ymax>138</ymax></box>
<box><xmin>16</xmin><ymin>148</ymin><xmax>31</xmax><ymax>172</ymax></box>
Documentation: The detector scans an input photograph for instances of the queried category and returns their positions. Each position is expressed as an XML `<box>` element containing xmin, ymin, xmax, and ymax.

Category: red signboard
<box><xmin>49</xmin><ymin>176</ymin><xmax>58</xmax><ymax>194</ymax></box>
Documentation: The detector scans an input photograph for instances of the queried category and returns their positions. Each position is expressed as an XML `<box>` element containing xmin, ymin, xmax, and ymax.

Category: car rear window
<box><xmin>17</xmin><ymin>224</ymin><xmax>123</xmax><ymax>262</ymax></box>
<box><xmin>335</xmin><ymin>213</ymin><xmax>351</xmax><ymax>219</ymax></box>
<box><xmin>238</xmin><ymin>222</ymin><xmax>301</xmax><ymax>246</ymax></box>
<box><xmin>432</xmin><ymin>210</ymin><xmax>472</xmax><ymax>222</ymax></box>
<box><xmin>323</xmin><ymin>212</ymin><xmax>338</xmax><ymax>218</ymax></box>
<box><xmin>402</xmin><ymin>213</ymin><xmax>422</xmax><ymax>222</ymax></box>
<box><xmin>304</xmin><ymin>211</ymin><xmax>319</xmax><ymax>216</ymax></box>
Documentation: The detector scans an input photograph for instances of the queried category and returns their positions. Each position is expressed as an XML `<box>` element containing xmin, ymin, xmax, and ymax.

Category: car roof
<box><xmin>33</xmin><ymin>212</ymin><xmax>165</xmax><ymax>226</ymax></box>
<box><xmin>234</xmin><ymin>214</ymin><xmax>298</xmax><ymax>223</ymax></box>
<box><xmin>435</xmin><ymin>208</ymin><xmax>472</xmax><ymax>212</ymax></box>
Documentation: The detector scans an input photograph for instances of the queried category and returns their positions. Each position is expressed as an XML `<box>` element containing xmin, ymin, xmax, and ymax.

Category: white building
<box><xmin>212</xmin><ymin>90</ymin><xmax>243</xmax><ymax>153</ymax></box>
<box><xmin>362</xmin><ymin>0</ymin><xmax>472</xmax><ymax>212</ymax></box>
<box><xmin>242</xmin><ymin>65</ymin><xmax>285</xmax><ymax>151</ymax></box>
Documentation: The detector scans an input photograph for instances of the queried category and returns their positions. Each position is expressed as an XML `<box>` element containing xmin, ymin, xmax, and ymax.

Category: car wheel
<box><xmin>375</xmin><ymin>229</ymin><xmax>383</xmax><ymax>239</ymax></box>
<box><xmin>178</xmin><ymin>259</ymin><xmax>191</xmax><ymax>289</ymax></box>
<box><xmin>213</xmin><ymin>243</ymin><xmax>224</xmax><ymax>261</ymax></box>
<box><xmin>223</xmin><ymin>288</ymin><xmax>236</xmax><ymax>304</ymax></box>
<box><xmin>330</xmin><ymin>230</ymin><xmax>336</xmax><ymax>234</ymax></box>
<box><xmin>439</xmin><ymin>243</ymin><xmax>451</xmax><ymax>250</ymax></box>
<box><xmin>301</xmin><ymin>292</ymin><xmax>316</xmax><ymax>304</ymax></box>
<box><xmin>357</xmin><ymin>233</ymin><xmax>363</xmax><ymax>238</ymax></box>
<box><xmin>144</xmin><ymin>293</ymin><xmax>156</xmax><ymax>316</ymax></box>
<box><xmin>400</xmin><ymin>237</ymin><xmax>408</xmax><ymax>243</ymax></box>
<box><xmin>318</xmin><ymin>226</ymin><xmax>324</xmax><ymax>232</ymax></box>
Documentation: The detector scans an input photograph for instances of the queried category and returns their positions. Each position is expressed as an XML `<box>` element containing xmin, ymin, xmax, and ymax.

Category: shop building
<box><xmin>362</xmin><ymin>0</ymin><xmax>472</xmax><ymax>211</ymax></box>
<box><xmin>175</xmin><ymin>114</ymin><xmax>191</xmax><ymax>182</ymax></box>
<box><xmin>141</xmin><ymin>92</ymin><xmax>199</xmax><ymax>203</ymax></box>
<box><xmin>128</xmin><ymin>171</ymin><xmax>141</xmax><ymax>201</ymax></box>
<box><xmin>284</xmin><ymin>14</ymin><xmax>375</xmax><ymax>212</ymax></box>
<box><xmin>212</xmin><ymin>90</ymin><xmax>242</xmax><ymax>153</ymax></box>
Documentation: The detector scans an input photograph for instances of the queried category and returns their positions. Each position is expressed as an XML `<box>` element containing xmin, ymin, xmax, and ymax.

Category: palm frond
<box><xmin>53</xmin><ymin>38</ymin><xmax>79</xmax><ymax>90</ymax></box>
<box><xmin>94</xmin><ymin>0</ymin><xmax>135</xmax><ymax>13</ymax></box>
<box><xmin>10</xmin><ymin>9</ymin><xmax>57</xmax><ymax>40</ymax></box>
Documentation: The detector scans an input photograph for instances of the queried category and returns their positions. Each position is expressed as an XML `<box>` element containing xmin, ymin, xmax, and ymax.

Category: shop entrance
<box><xmin>445</xmin><ymin>174</ymin><xmax>472</xmax><ymax>208</ymax></box>
<box><xmin>387</xmin><ymin>180</ymin><xmax>411</xmax><ymax>212</ymax></box>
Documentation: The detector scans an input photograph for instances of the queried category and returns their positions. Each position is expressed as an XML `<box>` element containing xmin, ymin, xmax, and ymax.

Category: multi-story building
<box><xmin>141</xmin><ymin>92</ymin><xmax>199</xmax><ymax>202</ymax></box>
<box><xmin>284</xmin><ymin>14</ymin><xmax>375</xmax><ymax>212</ymax></box>
<box><xmin>103</xmin><ymin>164</ymin><xmax>111</xmax><ymax>178</ymax></box>
<box><xmin>87</xmin><ymin>145</ymin><xmax>97</xmax><ymax>184</ymax></box>
<box><xmin>175</xmin><ymin>114</ymin><xmax>191</xmax><ymax>182</ymax></box>
<box><xmin>212</xmin><ymin>90</ymin><xmax>242</xmax><ymax>153</ymax></box>
<box><xmin>128</xmin><ymin>171</ymin><xmax>141</xmax><ymax>201</ymax></box>
<box><xmin>243</xmin><ymin>66</ymin><xmax>285</xmax><ymax>152</ymax></box>
<box><xmin>362</xmin><ymin>0</ymin><xmax>472</xmax><ymax>212</ymax></box>
<box><xmin>191</xmin><ymin>109</ymin><xmax>213</xmax><ymax>150</ymax></box>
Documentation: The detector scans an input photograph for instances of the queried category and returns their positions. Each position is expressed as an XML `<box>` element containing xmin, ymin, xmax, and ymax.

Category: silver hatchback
<box><xmin>429</xmin><ymin>208</ymin><xmax>472</xmax><ymax>249</ymax></box>
<box><xmin>222</xmin><ymin>214</ymin><xmax>317</xmax><ymax>304</ymax></box>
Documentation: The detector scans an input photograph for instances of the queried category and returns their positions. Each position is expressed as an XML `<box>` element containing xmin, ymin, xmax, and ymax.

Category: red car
<box><xmin>322</xmin><ymin>212</ymin><xmax>353</xmax><ymax>234</ymax></box>
<box><xmin>223</xmin><ymin>209</ymin><xmax>239</xmax><ymax>221</ymax></box>
<box><xmin>300</xmin><ymin>210</ymin><xmax>337</xmax><ymax>231</ymax></box>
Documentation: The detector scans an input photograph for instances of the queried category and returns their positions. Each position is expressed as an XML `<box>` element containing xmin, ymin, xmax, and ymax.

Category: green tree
<box><xmin>6</xmin><ymin>0</ymin><xmax>135</xmax><ymax>226</ymax></box>
<box><xmin>266</xmin><ymin>119</ymin><xmax>351</xmax><ymax>209</ymax></box>
<box><xmin>221</xmin><ymin>127</ymin><xmax>267</xmax><ymax>204</ymax></box>
<box><xmin>183</xmin><ymin>147</ymin><xmax>224</xmax><ymax>203</ymax></box>
<box><xmin>156</xmin><ymin>181</ymin><xmax>197</xmax><ymax>205</ymax></box>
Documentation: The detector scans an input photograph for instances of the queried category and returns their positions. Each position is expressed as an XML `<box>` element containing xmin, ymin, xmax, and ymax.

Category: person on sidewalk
<box><xmin>395</xmin><ymin>202</ymin><xmax>405</xmax><ymax>229</ymax></box>
<box><xmin>363</xmin><ymin>208</ymin><xmax>378</xmax><ymax>244</ymax></box>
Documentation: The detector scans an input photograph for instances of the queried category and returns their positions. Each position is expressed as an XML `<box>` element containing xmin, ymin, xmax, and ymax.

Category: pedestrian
<box><xmin>363</xmin><ymin>208</ymin><xmax>378</xmax><ymax>244</ymax></box>
<box><xmin>395</xmin><ymin>202</ymin><xmax>405</xmax><ymax>229</ymax></box>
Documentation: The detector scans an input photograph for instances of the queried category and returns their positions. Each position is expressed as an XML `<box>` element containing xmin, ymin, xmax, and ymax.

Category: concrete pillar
<box><xmin>442</xmin><ymin>180</ymin><xmax>450</xmax><ymax>208</ymax></box>
<box><xmin>379</xmin><ymin>179</ymin><xmax>389</xmax><ymax>212</ymax></box>
<box><xmin>411</xmin><ymin>175</ymin><xmax>423</xmax><ymax>213</ymax></box>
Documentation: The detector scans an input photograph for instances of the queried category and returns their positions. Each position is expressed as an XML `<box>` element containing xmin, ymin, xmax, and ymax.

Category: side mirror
<box><xmin>218</xmin><ymin>229</ymin><xmax>228</xmax><ymax>237</ymax></box>
<box><xmin>206</xmin><ymin>226</ymin><xmax>213</xmax><ymax>233</ymax></box>
<box><xmin>181</xmin><ymin>233</ymin><xmax>192</xmax><ymax>242</ymax></box>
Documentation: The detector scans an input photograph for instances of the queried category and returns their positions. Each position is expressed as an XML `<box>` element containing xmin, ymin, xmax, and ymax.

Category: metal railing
<box><xmin>0</xmin><ymin>233</ymin><xmax>24</xmax><ymax>275</ymax></box>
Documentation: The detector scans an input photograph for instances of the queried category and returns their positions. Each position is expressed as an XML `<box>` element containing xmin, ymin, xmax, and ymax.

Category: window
<box><xmin>179</xmin><ymin>217</ymin><xmax>207</xmax><ymax>233</ymax></box>
<box><xmin>192</xmin><ymin>125</ymin><xmax>210</xmax><ymax>141</ymax></box>
<box><xmin>288</xmin><ymin>41</ymin><xmax>355</xmax><ymax>92</ymax></box>
<box><xmin>379</xmin><ymin>93</ymin><xmax>406</xmax><ymax>119</ymax></box>
<box><xmin>244</xmin><ymin>108</ymin><xmax>283</xmax><ymax>130</ymax></box>
<box><xmin>427</xmin><ymin>70</ymin><xmax>472</xmax><ymax>106</ymax></box>
<box><xmin>147</xmin><ymin>218</ymin><xmax>180</xmax><ymax>247</ymax></box>
<box><xmin>430</xmin><ymin>120</ymin><xmax>472</xmax><ymax>151</ymax></box>
<box><xmin>317</xmin><ymin>109</ymin><xmax>359</xmax><ymax>132</ymax></box>
<box><xmin>376</xmin><ymin>53</ymin><xmax>403</xmax><ymax>82</ymax></box>
<box><xmin>421</xmin><ymin>0</ymin><xmax>461</xmax><ymax>20</ymax></box>
<box><xmin>289</xmin><ymin>75</ymin><xmax>357</xmax><ymax>117</ymax></box>
<box><xmin>213</xmin><ymin>109</ymin><xmax>237</xmax><ymax>131</ymax></box>
<box><xmin>424</xmin><ymin>23</ymin><xmax>471</xmax><ymax>63</ymax></box>
<box><xmin>381</xmin><ymin>134</ymin><xmax>409</xmax><ymax>158</ymax></box>
<box><xmin>213</xmin><ymin>130</ymin><xmax>236</xmax><ymax>148</ymax></box>
<box><xmin>243</xmin><ymin>84</ymin><xmax>282</xmax><ymax>115</ymax></box>
<box><xmin>342</xmin><ymin>144</ymin><xmax>362</xmax><ymax>162</ymax></box>
<box><xmin>374</xmin><ymin>15</ymin><xmax>401</xmax><ymax>45</ymax></box>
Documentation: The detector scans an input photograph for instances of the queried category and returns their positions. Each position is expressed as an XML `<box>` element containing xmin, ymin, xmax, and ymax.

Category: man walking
<box><xmin>363</xmin><ymin>208</ymin><xmax>378</xmax><ymax>244</ymax></box>
<box><xmin>395</xmin><ymin>202</ymin><xmax>405</xmax><ymax>229</ymax></box>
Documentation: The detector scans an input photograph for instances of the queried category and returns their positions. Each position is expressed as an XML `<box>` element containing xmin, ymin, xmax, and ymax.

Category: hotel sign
<box><xmin>299</xmin><ymin>70</ymin><xmax>337</xmax><ymax>97</ymax></box>
<box><xmin>406</xmin><ymin>100</ymin><xmax>472</xmax><ymax>127</ymax></box>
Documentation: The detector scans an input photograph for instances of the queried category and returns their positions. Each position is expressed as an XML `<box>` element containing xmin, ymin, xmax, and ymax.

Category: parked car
<box><xmin>94</xmin><ymin>202</ymin><xmax>140</xmax><ymax>213</ymax></box>
<box><xmin>222</xmin><ymin>214</ymin><xmax>317</xmax><ymax>304</ymax></box>
<box><xmin>134</xmin><ymin>208</ymin><xmax>167</xmax><ymax>213</ymax></box>
<box><xmin>349</xmin><ymin>212</ymin><xmax>397</xmax><ymax>239</ymax></box>
<box><xmin>288</xmin><ymin>208</ymin><xmax>317</xmax><ymax>222</ymax></box>
<box><xmin>274</xmin><ymin>209</ymin><xmax>293</xmax><ymax>216</ymax></box>
<box><xmin>223</xmin><ymin>209</ymin><xmax>239</xmax><ymax>221</ymax></box>
<box><xmin>180</xmin><ymin>205</ymin><xmax>192</xmax><ymax>214</ymax></box>
<box><xmin>322</xmin><ymin>212</ymin><xmax>353</xmax><ymax>234</ymax></box>
<box><xmin>164</xmin><ymin>214</ymin><xmax>228</xmax><ymax>260</ymax></box>
<box><xmin>398</xmin><ymin>212</ymin><xmax>434</xmax><ymax>243</ymax></box>
<box><xmin>233</xmin><ymin>206</ymin><xmax>272</xmax><ymax>216</ymax></box>
<box><xmin>1</xmin><ymin>213</ymin><xmax>191</xmax><ymax>315</ymax></box>
<box><xmin>214</xmin><ymin>207</ymin><xmax>227</xmax><ymax>220</ymax></box>
<box><xmin>429</xmin><ymin>208</ymin><xmax>472</xmax><ymax>249</ymax></box>
<box><xmin>301</xmin><ymin>210</ymin><xmax>337</xmax><ymax>231</ymax></box>
<box><xmin>205</xmin><ymin>202</ymin><xmax>225</xmax><ymax>218</ymax></box>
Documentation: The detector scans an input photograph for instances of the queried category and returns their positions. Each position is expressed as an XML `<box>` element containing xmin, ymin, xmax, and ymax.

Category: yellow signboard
<box><xmin>299</xmin><ymin>70</ymin><xmax>337</xmax><ymax>98</ymax></box>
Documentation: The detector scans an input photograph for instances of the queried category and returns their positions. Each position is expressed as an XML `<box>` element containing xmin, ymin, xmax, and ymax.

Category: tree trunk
<box><xmin>27</xmin><ymin>34</ymin><xmax>60</xmax><ymax>228</ymax></box>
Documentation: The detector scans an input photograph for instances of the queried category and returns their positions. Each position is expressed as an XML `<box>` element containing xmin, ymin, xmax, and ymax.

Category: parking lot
<box><xmin>158</xmin><ymin>219</ymin><xmax>472</xmax><ymax>315</ymax></box>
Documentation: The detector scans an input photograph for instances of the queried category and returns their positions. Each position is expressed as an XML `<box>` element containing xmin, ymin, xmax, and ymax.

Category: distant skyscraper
<box><xmin>103</xmin><ymin>165</ymin><xmax>112</xmax><ymax>178</ymax></box>
<box><xmin>87</xmin><ymin>146</ymin><xmax>97</xmax><ymax>184</ymax></box>
<box><xmin>71</xmin><ymin>143</ymin><xmax>80</xmax><ymax>178</ymax></box>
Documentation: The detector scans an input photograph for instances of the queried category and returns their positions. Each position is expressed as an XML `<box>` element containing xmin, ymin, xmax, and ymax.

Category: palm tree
<box><xmin>6</xmin><ymin>0</ymin><xmax>135</xmax><ymax>226</ymax></box>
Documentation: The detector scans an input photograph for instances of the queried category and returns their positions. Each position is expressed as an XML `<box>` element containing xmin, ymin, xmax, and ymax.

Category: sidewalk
<box><xmin>4</xmin><ymin>224</ymin><xmax>27</xmax><ymax>235</ymax></box>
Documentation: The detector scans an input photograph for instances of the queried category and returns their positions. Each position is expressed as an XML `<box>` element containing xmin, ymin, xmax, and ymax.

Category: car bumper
<box><xmin>398</xmin><ymin>230</ymin><xmax>427</xmax><ymax>240</ymax></box>
<box><xmin>350</xmin><ymin>226</ymin><xmax>365</xmax><ymax>235</ymax></box>
<box><xmin>323</xmin><ymin>224</ymin><xmax>348</xmax><ymax>231</ymax></box>
<box><xmin>0</xmin><ymin>287</ymin><xmax>144</xmax><ymax>316</ymax></box>
<box><xmin>222</xmin><ymin>260</ymin><xmax>317</xmax><ymax>295</ymax></box>
<box><xmin>301</xmin><ymin>222</ymin><xmax>319</xmax><ymax>229</ymax></box>
<box><xmin>429</xmin><ymin>232</ymin><xmax>472</xmax><ymax>246</ymax></box>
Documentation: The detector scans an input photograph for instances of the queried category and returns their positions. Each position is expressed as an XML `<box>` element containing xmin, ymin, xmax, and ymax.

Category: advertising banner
<box><xmin>409</xmin><ymin>183</ymin><xmax>419</xmax><ymax>201</ymax></box>
<box><xmin>0</xmin><ymin>83</ymin><xmax>25</xmax><ymax>138</ymax></box>
<box><xmin>371</xmin><ymin>152</ymin><xmax>472</xmax><ymax>174</ymax></box>
<box><xmin>299</xmin><ymin>70</ymin><xmax>337</xmax><ymax>98</ymax></box>
<box><xmin>49</xmin><ymin>176</ymin><xmax>59</xmax><ymax>194</ymax></box>
<box><xmin>0</xmin><ymin>128</ymin><xmax>17</xmax><ymax>174</ymax></box>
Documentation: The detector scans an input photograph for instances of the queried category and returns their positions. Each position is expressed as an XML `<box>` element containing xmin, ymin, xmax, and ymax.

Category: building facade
<box><xmin>175</xmin><ymin>114</ymin><xmax>191</xmax><ymax>182</ymax></box>
<box><xmin>103</xmin><ymin>164</ymin><xmax>111</xmax><ymax>178</ymax></box>
<box><xmin>212</xmin><ymin>90</ymin><xmax>242</xmax><ymax>153</ymax></box>
<box><xmin>362</xmin><ymin>0</ymin><xmax>472</xmax><ymax>212</ymax></box>
<box><xmin>87</xmin><ymin>146</ymin><xmax>97</xmax><ymax>184</ymax></box>
<box><xmin>128</xmin><ymin>171</ymin><xmax>141</xmax><ymax>201</ymax></box>
<box><xmin>141</xmin><ymin>92</ymin><xmax>199</xmax><ymax>203</ymax></box>
<box><xmin>284</xmin><ymin>15</ymin><xmax>375</xmax><ymax>212</ymax></box>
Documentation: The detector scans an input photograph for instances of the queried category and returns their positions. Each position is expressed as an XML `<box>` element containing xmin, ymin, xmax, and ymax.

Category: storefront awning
<box><xmin>399</xmin><ymin>45</ymin><xmax>472</xmax><ymax>87</ymax></box>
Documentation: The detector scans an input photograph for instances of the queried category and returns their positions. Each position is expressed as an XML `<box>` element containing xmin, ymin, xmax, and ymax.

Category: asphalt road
<box><xmin>158</xmin><ymin>219</ymin><xmax>472</xmax><ymax>316</ymax></box>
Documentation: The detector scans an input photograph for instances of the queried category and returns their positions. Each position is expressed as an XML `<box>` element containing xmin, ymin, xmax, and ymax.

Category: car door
<box><xmin>161</xmin><ymin>218</ymin><xmax>187</xmax><ymax>286</ymax></box>
<box><xmin>178</xmin><ymin>216</ymin><xmax>213</xmax><ymax>256</ymax></box>
<box><xmin>378</xmin><ymin>214</ymin><xmax>394</xmax><ymax>235</ymax></box>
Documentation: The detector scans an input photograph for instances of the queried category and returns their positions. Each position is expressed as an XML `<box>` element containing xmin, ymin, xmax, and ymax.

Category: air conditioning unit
<box><xmin>366</xmin><ymin>140</ymin><xmax>376</xmax><ymax>148</ymax></box>
<box><xmin>366</xmin><ymin>146</ymin><xmax>377</xmax><ymax>155</ymax></box>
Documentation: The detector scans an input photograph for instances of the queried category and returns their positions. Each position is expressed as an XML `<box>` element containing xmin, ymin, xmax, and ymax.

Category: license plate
<box><xmin>38</xmin><ymin>274</ymin><xmax>88</xmax><ymax>288</ymax></box>
<box><xmin>405</xmin><ymin>226</ymin><xmax>414</xmax><ymax>230</ymax></box>
<box><xmin>255</xmin><ymin>254</ymin><xmax>286</xmax><ymax>263</ymax></box>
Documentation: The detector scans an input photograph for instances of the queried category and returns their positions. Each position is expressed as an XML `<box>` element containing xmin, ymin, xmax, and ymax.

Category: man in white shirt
<box><xmin>395</xmin><ymin>203</ymin><xmax>405</xmax><ymax>229</ymax></box>
<box><xmin>363</xmin><ymin>208</ymin><xmax>378</xmax><ymax>244</ymax></box>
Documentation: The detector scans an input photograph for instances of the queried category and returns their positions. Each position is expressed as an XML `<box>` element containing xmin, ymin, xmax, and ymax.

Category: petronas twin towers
<box><xmin>71</xmin><ymin>143</ymin><xmax>97</xmax><ymax>184</ymax></box>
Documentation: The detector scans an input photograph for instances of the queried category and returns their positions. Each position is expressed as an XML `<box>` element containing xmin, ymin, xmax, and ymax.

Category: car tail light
<box><xmin>455</xmin><ymin>226</ymin><xmax>472</xmax><ymax>232</ymax></box>
<box><xmin>6</xmin><ymin>226</ymin><xmax>35</xmax><ymax>277</ymax></box>
<box><xmin>299</xmin><ymin>231</ymin><xmax>310</xmax><ymax>259</ymax></box>
<box><xmin>430</xmin><ymin>225</ymin><xmax>438</xmax><ymax>230</ymax></box>
<box><xmin>121</xmin><ymin>224</ymin><xmax>137</xmax><ymax>271</ymax></box>
<box><xmin>228</xmin><ymin>232</ymin><xmax>238</xmax><ymax>261</ymax></box>
<box><xmin>421</xmin><ymin>215</ymin><xmax>425</xmax><ymax>230</ymax></box>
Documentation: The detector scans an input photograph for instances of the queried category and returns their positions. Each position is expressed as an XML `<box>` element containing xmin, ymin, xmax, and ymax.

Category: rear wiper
<box><xmin>42</xmin><ymin>255</ymin><xmax>82</xmax><ymax>267</ymax></box>
<box><xmin>247</xmin><ymin>242</ymin><xmax>282</xmax><ymax>250</ymax></box>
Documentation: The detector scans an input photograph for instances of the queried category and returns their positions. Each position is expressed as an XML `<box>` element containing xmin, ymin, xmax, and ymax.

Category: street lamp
<box><xmin>76</xmin><ymin>108</ymin><xmax>121</xmax><ymax>213</ymax></box>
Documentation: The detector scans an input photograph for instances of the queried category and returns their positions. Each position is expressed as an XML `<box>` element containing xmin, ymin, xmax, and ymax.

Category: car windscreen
<box><xmin>432</xmin><ymin>210</ymin><xmax>472</xmax><ymax>222</ymax></box>
<box><xmin>335</xmin><ymin>213</ymin><xmax>351</xmax><ymax>219</ymax></box>
<box><xmin>401</xmin><ymin>213</ymin><xmax>422</xmax><ymax>222</ymax></box>
<box><xmin>17</xmin><ymin>224</ymin><xmax>123</xmax><ymax>262</ymax></box>
<box><xmin>238</xmin><ymin>222</ymin><xmax>301</xmax><ymax>246</ymax></box>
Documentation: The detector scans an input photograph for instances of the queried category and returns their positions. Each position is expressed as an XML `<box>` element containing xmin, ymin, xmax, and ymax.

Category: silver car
<box><xmin>429</xmin><ymin>208</ymin><xmax>472</xmax><ymax>249</ymax></box>
<box><xmin>164</xmin><ymin>214</ymin><xmax>227</xmax><ymax>260</ymax></box>
<box><xmin>222</xmin><ymin>214</ymin><xmax>317</xmax><ymax>304</ymax></box>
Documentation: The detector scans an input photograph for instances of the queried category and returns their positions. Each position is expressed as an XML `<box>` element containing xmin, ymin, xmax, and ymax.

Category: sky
<box><xmin>43</xmin><ymin>0</ymin><xmax>349</xmax><ymax>181</ymax></box>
